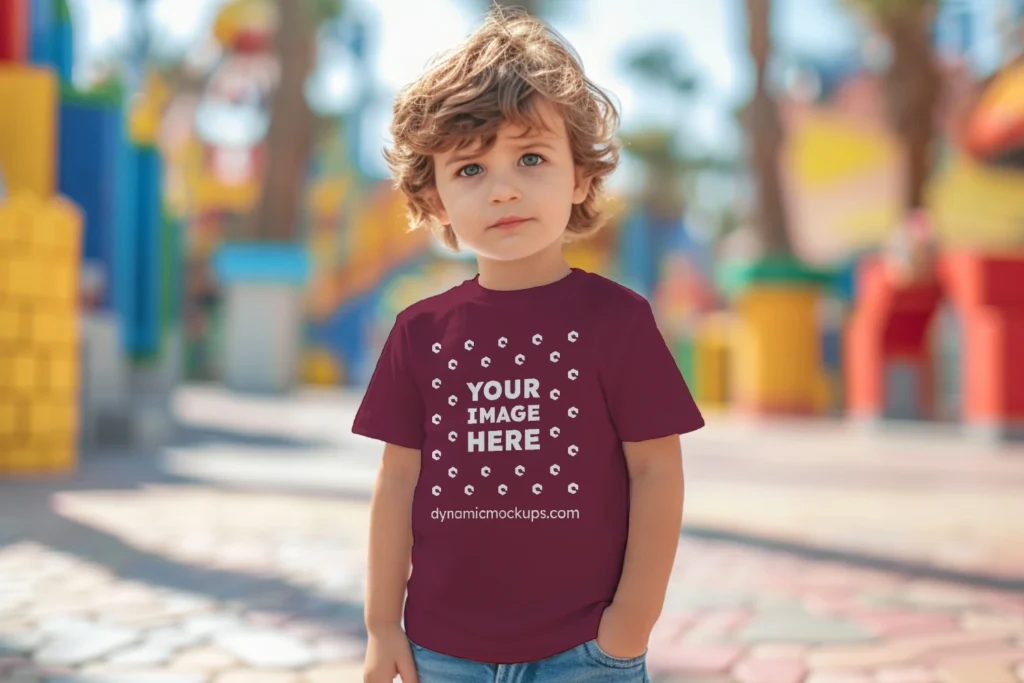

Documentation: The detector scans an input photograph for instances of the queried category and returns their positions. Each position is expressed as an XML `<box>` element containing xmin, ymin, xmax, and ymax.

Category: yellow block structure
<box><xmin>0</xmin><ymin>65</ymin><xmax>57</xmax><ymax>198</ymax></box>
<box><xmin>0</xmin><ymin>194</ymin><xmax>82</xmax><ymax>476</ymax></box>
<box><xmin>731</xmin><ymin>285</ymin><xmax>829</xmax><ymax>415</ymax></box>
<box><xmin>692</xmin><ymin>312</ymin><xmax>732</xmax><ymax>411</ymax></box>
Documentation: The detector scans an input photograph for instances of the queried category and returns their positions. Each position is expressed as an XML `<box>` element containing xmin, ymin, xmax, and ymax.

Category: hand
<box><xmin>596</xmin><ymin>602</ymin><xmax>650</xmax><ymax>659</ymax></box>
<box><xmin>363</xmin><ymin>625</ymin><xmax>419</xmax><ymax>683</ymax></box>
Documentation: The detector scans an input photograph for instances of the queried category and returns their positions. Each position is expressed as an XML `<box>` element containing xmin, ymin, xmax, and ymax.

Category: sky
<box><xmin>65</xmin><ymin>0</ymin><xmax>1010</xmax><ymax>182</ymax></box>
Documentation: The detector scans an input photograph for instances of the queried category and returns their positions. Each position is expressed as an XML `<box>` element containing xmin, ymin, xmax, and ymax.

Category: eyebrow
<box><xmin>443</xmin><ymin>140</ymin><xmax>558</xmax><ymax>168</ymax></box>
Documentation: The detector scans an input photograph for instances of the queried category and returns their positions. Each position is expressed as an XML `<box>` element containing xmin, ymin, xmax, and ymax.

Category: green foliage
<box><xmin>620</xmin><ymin>128</ymin><xmax>681</xmax><ymax>167</ymax></box>
<box><xmin>55</xmin><ymin>0</ymin><xmax>71</xmax><ymax>22</ymax></box>
<box><xmin>308</xmin><ymin>0</ymin><xmax>344</xmax><ymax>24</ymax></box>
<box><xmin>844</xmin><ymin>0</ymin><xmax>937</xmax><ymax>21</ymax></box>
<box><xmin>620</xmin><ymin>128</ymin><xmax>734</xmax><ymax>169</ymax></box>
<box><xmin>622</xmin><ymin>41</ymin><xmax>698</xmax><ymax>96</ymax></box>
<box><xmin>60</xmin><ymin>78</ymin><xmax>126</xmax><ymax>108</ymax></box>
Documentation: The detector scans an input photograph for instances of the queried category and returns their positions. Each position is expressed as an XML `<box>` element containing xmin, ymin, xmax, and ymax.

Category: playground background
<box><xmin>3</xmin><ymin>2</ymin><xmax>1024</xmax><ymax>680</ymax></box>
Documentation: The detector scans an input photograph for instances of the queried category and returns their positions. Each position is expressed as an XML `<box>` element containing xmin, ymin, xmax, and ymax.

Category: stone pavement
<box><xmin>166</xmin><ymin>385</ymin><xmax>1024</xmax><ymax>584</ymax></box>
<box><xmin>0</xmin><ymin>485</ymin><xmax>371</xmax><ymax>683</ymax></box>
<box><xmin>679</xmin><ymin>415</ymin><xmax>1024</xmax><ymax>584</ymax></box>
<box><xmin>0</xmin><ymin>385</ymin><xmax>1022</xmax><ymax>682</ymax></box>
<box><xmin>2</xmin><ymin>489</ymin><xmax>1024</xmax><ymax>683</ymax></box>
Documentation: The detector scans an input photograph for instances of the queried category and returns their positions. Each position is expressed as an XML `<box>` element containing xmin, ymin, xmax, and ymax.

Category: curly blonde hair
<box><xmin>383</xmin><ymin>5</ymin><xmax>621</xmax><ymax>250</ymax></box>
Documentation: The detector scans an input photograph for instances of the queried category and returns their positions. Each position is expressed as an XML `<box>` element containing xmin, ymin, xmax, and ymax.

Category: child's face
<box><xmin>430</xmin><ymin>99</ymin><xmax>591</xmax><ymax>262</ymax></box>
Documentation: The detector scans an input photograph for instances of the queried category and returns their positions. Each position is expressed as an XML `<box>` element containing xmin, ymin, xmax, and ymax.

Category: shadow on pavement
<box><xmin>158</xmin><ymin>420</ymin><xmax>337</xmax><ymax>453</ymax></box>
<box><xmin>0</xmin><ymin>428</ymin><xmax>371</xmax><ymax>651</ymax></box>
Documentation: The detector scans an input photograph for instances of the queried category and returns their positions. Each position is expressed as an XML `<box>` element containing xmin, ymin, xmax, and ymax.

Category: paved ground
<box><xmin>0</xmin><ymin>385</ymin><xmax>1023</xmax><ymax>682</ymax></box>
<box><xmin>166</xmin><ymin>386</ymin><xmax>1024</xmax><ymax>583</ymax></box>
<box><xmin>680</xmin><ymin>415</ymin><xmax>1024</xmax><ymax>584</ymax></box>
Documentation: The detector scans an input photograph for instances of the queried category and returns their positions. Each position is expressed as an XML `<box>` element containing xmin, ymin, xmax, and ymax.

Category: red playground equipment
<box><xmin>846</xmin><ymin>251</ymin><xmax>1024</xmax><ymax>441</ymax></box>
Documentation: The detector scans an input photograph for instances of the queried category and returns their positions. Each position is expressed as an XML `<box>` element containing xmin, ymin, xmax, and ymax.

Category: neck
<box><xmin>476</xmin><ymin>241</ymin><xmax>571</xmax><ymax>291</ymax></box>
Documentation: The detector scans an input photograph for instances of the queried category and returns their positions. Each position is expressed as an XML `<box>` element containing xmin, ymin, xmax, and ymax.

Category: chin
<box><xmin>476</xmin><ymin>238</ymin><xmax>561</xmax><ymax>263</ymax></box>
<box><xmin>473</xmin><ymin>229</ymin><xmax>565</xmax><ymax>262</ymax></box>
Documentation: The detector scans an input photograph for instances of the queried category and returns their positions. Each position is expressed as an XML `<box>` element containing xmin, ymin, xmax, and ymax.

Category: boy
<box><xmin>353</xmin><ymin>7</ymin><xmax>704</xmax><ymax>682</ymax></box>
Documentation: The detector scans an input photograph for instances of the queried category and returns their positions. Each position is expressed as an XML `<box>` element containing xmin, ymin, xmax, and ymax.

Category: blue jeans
<box><xmin>409</xmin><ymin>637</ymin><xmax>651</xmax><ymax>682</ymax></box>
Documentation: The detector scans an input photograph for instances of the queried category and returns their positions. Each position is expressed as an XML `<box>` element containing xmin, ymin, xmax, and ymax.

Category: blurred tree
<box><xmin>619</xmin><ymin>127</ymin><xmax>736</xmax><ymax>223</ymax></box>
<box><xmin>309</xmin><ymin>0</ymin><xmax>344</xmax><ymax>24</ymax></box>
<box><xmin>619</xmin><ymin>40</ymin><xmax>703</xmax><ymax>221</ymax></box>
<box><xmin>250</xmin><ymin>0</ymin><xmax>343</xmax><ymax>241</ymax></box>
<box><xmin>845</xmin><ymin>0</ymin><xmax>942</xmax><ymax>214</ymax></box>
<box><xmin>619</xmin><ymin>128</ymin><xmax>689</xmax><ymax>220</ymax></box>
<box><xmin>742</xmin><ymin>0</ymin><xmax>793</xmax><ymax>258</ymax></box>
<box><xmin>623</xmin><ymin>40</ymin><xmax>699</xmax><ymax>118</ymax></box>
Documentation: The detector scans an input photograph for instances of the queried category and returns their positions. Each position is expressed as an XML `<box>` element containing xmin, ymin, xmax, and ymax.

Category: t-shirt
<box><xmin>351</xmin><ymin>267</ymin><xmax>705</xmax><ymax>663</ymax></box>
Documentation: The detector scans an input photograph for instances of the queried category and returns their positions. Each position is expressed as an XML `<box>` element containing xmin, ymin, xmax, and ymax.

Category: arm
<box><xmin>365</xmin><ymin>442</ymin><xmax>421</xmax><ymax>633</ymax></box>
<box><xmin>597</xmin><ymin>434</ymin><xmax>684</xmax><ymax>657</ymax></box>
<box><xmin>363</xmin><ymin>443</ymin><xmax>421</xmax><ymax>683</ymax></box>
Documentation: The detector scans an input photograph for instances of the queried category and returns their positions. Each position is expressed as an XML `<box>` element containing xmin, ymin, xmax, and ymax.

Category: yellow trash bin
<box><xmin>718</xmin><ymin>258</ymin><xmax>833</xmax><ymax>416</ymax></box>
<box><xmin>732</xmin><ymin>285</ymin><xmax>825</xmax><ymax>414</ymax></box>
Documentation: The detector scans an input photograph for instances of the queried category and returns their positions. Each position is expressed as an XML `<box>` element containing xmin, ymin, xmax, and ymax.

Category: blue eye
<box><xmin>521</xmin><ymin>153</ymin><xmax>544</xmax><ymax>166</ymax></box>
<box><xmin>458</xmin><ymin>164</ymin><xmax>483</xmax><ymax>177</ymax></box>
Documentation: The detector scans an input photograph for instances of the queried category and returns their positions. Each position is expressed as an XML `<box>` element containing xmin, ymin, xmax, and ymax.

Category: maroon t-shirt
<box><xmin>352</xmin><ymin>268</ymin><xmax>704</xmax><ymax>663</ymax></box>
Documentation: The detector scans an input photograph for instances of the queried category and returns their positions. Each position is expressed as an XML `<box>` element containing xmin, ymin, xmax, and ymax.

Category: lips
<box><xmin>489</xmin><ymin>216</ymin><xmax>531</xmax><ymax>229</ymax></box>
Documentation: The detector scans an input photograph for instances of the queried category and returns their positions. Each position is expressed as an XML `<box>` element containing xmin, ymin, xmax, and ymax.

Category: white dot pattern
<box><xmin>427</xmin><ymin>331</ymin><xmax>584</xmax><ymax>499</ymax></box>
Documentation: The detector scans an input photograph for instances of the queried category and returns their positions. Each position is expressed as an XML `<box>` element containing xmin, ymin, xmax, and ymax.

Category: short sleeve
<box><xmin>602</xmin><ymin>299</ymin><xmax>704</xmax><ymax>442</ymax></box>
<box><xmin>351</xmin><ymin>313</ymin><xmax>426</xmax><ymax>450</ymax></box>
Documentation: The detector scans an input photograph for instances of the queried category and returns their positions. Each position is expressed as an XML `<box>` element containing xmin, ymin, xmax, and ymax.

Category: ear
<box><xmin>572</xmin><ymin>168</ymin><xmax>593</xmax><ymax>205</ymax></box>
<box><xmin>425</xmin><ymin>187</ymin><xmax>450</xmax><ymax>225</ymax></box>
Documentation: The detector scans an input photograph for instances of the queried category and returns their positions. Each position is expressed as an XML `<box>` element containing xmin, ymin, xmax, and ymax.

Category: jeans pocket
<box><xmin>582</xmin><ymin>638</ymin><xmax>646</xmax><ymax>668</ymax></box>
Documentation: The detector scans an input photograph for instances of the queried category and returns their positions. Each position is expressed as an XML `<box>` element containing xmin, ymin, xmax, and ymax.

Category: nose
<box><xmin>488</xmin><ymin>174</ymin><xmax>521</xmax><ymax>205</ymax></box>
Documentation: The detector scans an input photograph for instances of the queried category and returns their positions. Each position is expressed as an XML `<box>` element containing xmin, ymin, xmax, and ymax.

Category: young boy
<box><xmin>353</xmin><ymin>7</ymin><xmax>704</xmax><ymax>682</ymax></box>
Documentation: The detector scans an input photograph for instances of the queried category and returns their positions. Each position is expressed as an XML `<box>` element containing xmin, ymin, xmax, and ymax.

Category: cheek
<box><xmin>445</xmin><ymin>189</ymin><xmax>480</xmax><ymax>222</ymax></box>
<box><xmin>537</xmin><ymin>172</ymin><xmax>577</xmax><ymax>211</ymax></box>
<box><xmin>436</xmin><ymin>180</ymin><xmax>469</xmax><ymax>213</ymax></box>
<box><xmin>548</xmin><ymin>165</ymin><xmax>577</xmax><ymax>190</ymax></box>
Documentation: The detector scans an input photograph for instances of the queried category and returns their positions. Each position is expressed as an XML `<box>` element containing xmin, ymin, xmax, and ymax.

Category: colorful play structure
<box><xmin>844</xmin><ymin>58</ymin><xmax>1024</xmax><ymax>437</ymax></box>
<box><xmin>169</xmin><ymin>0</ymin><xmax>434</xmax><ymax>389</ymax></box>
<box><xmin>3</xmin><ymin>0</ymin><xmax>1024</xmax><ymax>484</ymax></box>
<box><xmin>160</xmin><ymin>4</ymin><xmax>1024</xmax><ymax>442</ymax></box>
<box><xmin>0</xmin><ymin>0</ymin><xmax>182</xmax><ymax>477</ymax></box>
<box><xmin>685</xmin><ymin>53</ymin><xmax>1024</xmax><ymax>441</ymax></box>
